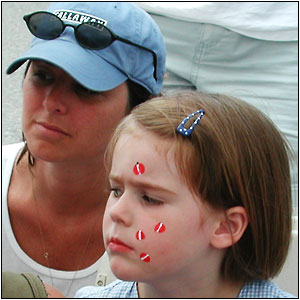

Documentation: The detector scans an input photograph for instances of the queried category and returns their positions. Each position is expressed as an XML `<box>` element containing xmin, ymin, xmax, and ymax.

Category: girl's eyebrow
<box><xmin>109</xmin><ymin>174</ymin><xmax>177</xmax><ymax>196</ymax></box>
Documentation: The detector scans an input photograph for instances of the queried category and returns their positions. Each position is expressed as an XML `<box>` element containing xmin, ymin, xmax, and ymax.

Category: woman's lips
<box><xmin>37</xmin><ymin>121</ymin><xmax>70</xmax><ymax>136</ymax></box>
<box><xmin>107</xmin><ymin>237</ymin><xmax>133</xmax><ymax>253</ymax></box>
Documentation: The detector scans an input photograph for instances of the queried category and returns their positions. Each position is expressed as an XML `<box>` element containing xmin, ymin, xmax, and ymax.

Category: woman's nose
<box><xmin>42</xmin><ymin>84</ymin><xmax>68</xmax><ymax>114</ymax></box>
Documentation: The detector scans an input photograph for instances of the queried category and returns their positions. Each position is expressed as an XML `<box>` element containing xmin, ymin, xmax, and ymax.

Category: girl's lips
<box><xmin>107</xmin><ymin>237</ymin><xmax>133</xmax><ymax>253</ymax></box>
<box><xmin>37</xmin><ymin>122</ymin><xmax>70</xmax><ymax>136</ymax></box>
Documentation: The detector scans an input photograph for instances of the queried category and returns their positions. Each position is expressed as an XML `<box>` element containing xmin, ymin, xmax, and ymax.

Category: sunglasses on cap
<box><xmin>23</xmin><ymin>11</ymin><xmax>158</xmax><ymax>80</ymax></box>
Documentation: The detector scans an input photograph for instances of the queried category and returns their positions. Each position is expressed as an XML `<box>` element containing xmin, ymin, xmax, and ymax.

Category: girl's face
<box><xmin>22</xmin><ymin>60</ymin><xmax>128</xmax><ymax>164</ymax></box>
<box><xmin>103</xmin><ymin>129</ymin><xmax>224</xmax><ymax>284</ymax></box>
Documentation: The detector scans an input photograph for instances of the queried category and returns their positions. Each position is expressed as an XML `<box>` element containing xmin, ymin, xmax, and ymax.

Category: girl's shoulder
<box><xmin>238</xmin><ymin>280</ymin><xmax>296</xmax><ymax>298</ymax></box>
<box><xmin>75</xmin><ymin>280</ymin><xmax>138</xmax><ymax>298</ymax></box>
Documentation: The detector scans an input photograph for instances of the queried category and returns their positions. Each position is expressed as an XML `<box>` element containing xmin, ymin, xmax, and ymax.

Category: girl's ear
<box><xmin>211</xmin><ymin>206</ymin><xmax>248</xmax><ymax>249</ymax></box>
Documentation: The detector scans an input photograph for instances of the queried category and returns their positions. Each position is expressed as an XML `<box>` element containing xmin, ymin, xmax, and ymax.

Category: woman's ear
<box><xmin>211</xmin><ymin>206</ymin><xmax>248</xmax><ymax>249</ymax></box>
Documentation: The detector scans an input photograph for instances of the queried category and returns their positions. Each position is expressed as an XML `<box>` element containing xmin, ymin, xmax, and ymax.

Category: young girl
<box><xmin>75</xmin><ymin>92</ymin><xmax>295</xmax><ymax>298</ymax></box>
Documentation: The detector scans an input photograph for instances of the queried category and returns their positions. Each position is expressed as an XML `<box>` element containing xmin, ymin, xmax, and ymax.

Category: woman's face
<box><xmin>103</xmin><ymin>129</ymin><xmax>223</xmax><ymax>284</ymax></box>
<box><xmin>22</xmin><ymin>60</ymin><xmax>129</xmax><ymax>164</ymax></box>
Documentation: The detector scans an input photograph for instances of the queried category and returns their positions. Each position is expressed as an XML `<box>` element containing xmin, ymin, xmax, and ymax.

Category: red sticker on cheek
<box><xmin>154</xmin><ymin>222</ymin><xmax>166</xmax><ymax>233</ymax></box>
<box><xmin>136</xmin><ymin>230</ymin><xmax>145</xmax><ymax>240</ymax></box>
<box><xmin>133</xmin><ymin>162</ymin><xmax>145</xmax><ymax>175</ymax></box>
<box><xmin>140</xmin><ymin>253</ymin><xmax>151</xmax><ymax>263</ymax></box>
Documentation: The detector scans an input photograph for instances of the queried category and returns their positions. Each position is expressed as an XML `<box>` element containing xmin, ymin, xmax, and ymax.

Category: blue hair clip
<box><xmin>176</xmin><ymin>109</ymin><xmax>205</xmax><ymax>136</ymax></box>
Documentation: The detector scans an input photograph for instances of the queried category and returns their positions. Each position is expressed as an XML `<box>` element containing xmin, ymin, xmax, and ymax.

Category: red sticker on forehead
<box><xmin>140</xmin><ymin>253</ymin><xmax>151</xmax><ymax>263</ymax></box>
<box><xmin>154</xmin><ymin>222</ymin><xmax>166</xmax><ymax>233</ymax></box>
<box><xmin>133</xmin><ymin>162</ymin><xmax>145</xmax><ymax>175</ymax></box>
<box><xmin>136</xmin><ymin>230</ymin><xmax>145</xmax><ymax>240</ymax></box>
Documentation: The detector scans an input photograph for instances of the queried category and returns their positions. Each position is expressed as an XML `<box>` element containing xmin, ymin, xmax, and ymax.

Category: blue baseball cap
<box><xmin>6</xmin><ymin>2</ymin><xmax>166</xmax><ymax>95</ymax></box>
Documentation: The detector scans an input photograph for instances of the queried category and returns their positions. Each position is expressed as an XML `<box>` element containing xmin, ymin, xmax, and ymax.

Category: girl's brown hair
<box><xmin>105</xmin><ymin>91</ymin><xmax>292</xmax><ymax>282</ymax></box>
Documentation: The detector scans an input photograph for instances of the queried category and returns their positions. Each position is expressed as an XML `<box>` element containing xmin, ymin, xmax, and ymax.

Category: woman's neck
<box><xmin>24</xmin><ymin>153</ymin><xmax>109</xmax><ymax>215</ymax></box>
<box><xmin>8</xmin><ymin>151</ymin><xmax>107</xmax><ymax>271</ymax></box>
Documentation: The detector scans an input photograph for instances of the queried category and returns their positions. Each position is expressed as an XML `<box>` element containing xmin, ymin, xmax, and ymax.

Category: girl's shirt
<box><xmin>75</xmin><ymin>279</ymin><xmax>296</xmax><ymax>298</ymax></box>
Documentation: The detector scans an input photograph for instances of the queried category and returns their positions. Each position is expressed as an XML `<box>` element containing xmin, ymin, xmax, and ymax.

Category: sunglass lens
<box><xmin>76</xmin><ymin>23</ymin><xmax>113</xmax><ymax>50</ymax></box>
<box><xmin>28</xmin><ymin>12</ymin><xmax>64</xmax><ymax>40</ymax></box>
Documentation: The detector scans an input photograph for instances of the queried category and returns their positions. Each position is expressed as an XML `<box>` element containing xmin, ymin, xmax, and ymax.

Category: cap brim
<box><xmin>6</xmin><ymin>39</ymin><xmax>127</xmax><ymax>92</ymax></box>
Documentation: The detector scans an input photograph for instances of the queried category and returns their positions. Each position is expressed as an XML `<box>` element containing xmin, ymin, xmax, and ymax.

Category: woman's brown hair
<box><xmin>105</xmin><ymin>91</ymin><xmax>292</xmax><ymax>282</ymax></box>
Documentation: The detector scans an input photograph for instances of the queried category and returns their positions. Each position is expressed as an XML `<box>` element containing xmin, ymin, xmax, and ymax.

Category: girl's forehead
<box><xmin>116</xmin><ymin>130</ymin><xmax>173</xmax><ymax>158</ymax></box>
<box><xmin>112</xmin><ymin>131</ymin><xmax>177</xmax><ymax>175</ymax></box>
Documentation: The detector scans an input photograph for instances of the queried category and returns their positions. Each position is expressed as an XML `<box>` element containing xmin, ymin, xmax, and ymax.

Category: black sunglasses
<box><xmin>23</xmin><ymin>11</ymin><xmax>157</xmax><ymax>80</ymax></box>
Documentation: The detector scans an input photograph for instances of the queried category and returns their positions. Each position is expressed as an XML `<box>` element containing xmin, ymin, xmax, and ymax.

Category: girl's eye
<box><xmin>142</xmin><ymin>194</ymin><xmax>163</xmax><ymax>206</ymax></box>
<box><xmin>110</xmin><ymin>188</ymin><xmax>123</xmax><ymax>198</ymax></box>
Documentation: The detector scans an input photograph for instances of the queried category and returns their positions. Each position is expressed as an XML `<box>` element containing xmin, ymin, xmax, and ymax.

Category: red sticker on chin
<box><xmin>133</xmin><ymin>162</ymin><xmax>145</xmax><ymax>175</ymax></box>
<box><xmin>154</xmin><ymin>222</ymin><xmax>166</xmax><ymax>233</ymax></box>
<box><xmin>140</xmin><ymin>253</ymin><xmax>150</xmax><ymax>263</ymax></box>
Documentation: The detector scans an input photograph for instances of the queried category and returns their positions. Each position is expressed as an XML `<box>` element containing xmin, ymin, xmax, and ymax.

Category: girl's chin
<box><xmin>109</xmin><ymin>257</ymin><xmax>145</xmax><ymax>282</ymax></box>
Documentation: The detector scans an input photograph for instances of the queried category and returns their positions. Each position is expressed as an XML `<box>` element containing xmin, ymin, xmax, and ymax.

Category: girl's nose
<box><xmin>109</xmin><ymin>193</ymin><xmax>134</xmax><ymax>227</ymax></box>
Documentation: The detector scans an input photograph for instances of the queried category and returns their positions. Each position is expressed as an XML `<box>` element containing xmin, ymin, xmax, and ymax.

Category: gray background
<box><xmin>2</xmin><ymin>2</ymin><xmax>51</xmax><ymax>145</ymax></box>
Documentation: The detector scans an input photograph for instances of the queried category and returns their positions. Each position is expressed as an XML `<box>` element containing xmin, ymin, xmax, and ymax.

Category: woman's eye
<box><xmin>110</xmin><ymin>188</ymin><xmax>123</xmax><ymax>198</ymax></box>
<box><xmin>32</xmin><ymin>71</ymin><xmax>53</xmax><ymax>82</ymax></box>
<box><xmin>74</xmin><ymin>83</ymin><xmax>99</xmax><ymax>96</ymax></box>
<box><xmin>142</xmin><ymin>195</ymin><xmax>163</xmax><ymax>206</ymax></box>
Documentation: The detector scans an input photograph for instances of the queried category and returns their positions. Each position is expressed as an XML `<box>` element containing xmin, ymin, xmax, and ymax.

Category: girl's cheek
<box><xmin>132</xmin><ymin>162</ymin><xmax>169</xmax><ymax>264</ymax></box>
<box><xmin>135</xmin><ymin>222</ymin><xmax>167</xmax><ymax>264</ymax></box>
